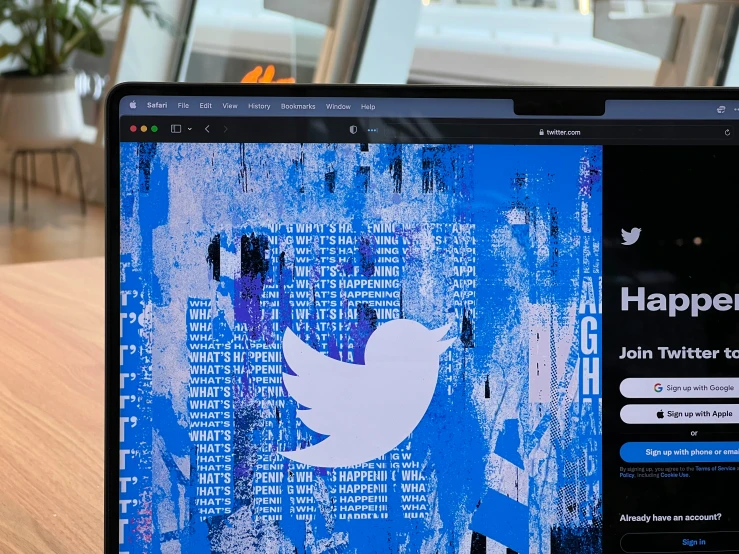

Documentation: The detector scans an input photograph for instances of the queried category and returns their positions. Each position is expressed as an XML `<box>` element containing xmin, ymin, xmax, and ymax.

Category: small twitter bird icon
<box><xmin>621</xmin><ymin>227</ymin><xmax>641</xmax><ymax>245</ymax></box>
<box><xmin>279</xmin><ymin>319</ymin><xmax>456</xmax><ymax>467</ymax></box>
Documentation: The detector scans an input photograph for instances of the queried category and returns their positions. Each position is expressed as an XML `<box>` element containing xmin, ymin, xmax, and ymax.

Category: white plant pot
<box><xmin>0</xmin><ymin>71</ymin><xmax>84</xmax><ymax>149</ymax></box>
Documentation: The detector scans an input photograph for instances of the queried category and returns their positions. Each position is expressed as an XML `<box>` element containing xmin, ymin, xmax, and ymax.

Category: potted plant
<box><xmin>0</xmin><ymin>0</ymin><xmax>170</xmax><ymax>148</ymax></box>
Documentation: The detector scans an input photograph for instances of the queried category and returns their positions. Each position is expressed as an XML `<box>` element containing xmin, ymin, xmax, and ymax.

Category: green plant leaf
<box><xmin>28</xmin><ymin>42</ymin><xmax>45</xmax><ymax>75</ymax></box>
<box><xmin>73</xmin><ymin>4</ymin><xmax>94</xmax><ymax>29</ymax></box>
<box><xmin>0</xmin><ymin>0</ymin><xmax>16</xmax><ymax>23</ymax></box>
<box><xmin>3</xmin><ymin>0</ymin><xmax>173</xmax><ymax>72</ymax></box>
<box><xmin>58</xmin><ymin>17</ymin><xmax>79</xmax><ymax>41</ymax></box>
<box><xmin>77</xmin><ymin>28</ymin><xmax>105</xmax><ymax>55</ymax></box>
<box><xmin>10</xmin><ymin>7</ymin><xmax>36</xmax><ymax>26</ymax></box>
<box><xmin>128</xmin><ymin>0</ymin><xmax>174</xmax><ymax>32</ymax></box>
<box><xmin>0</xmin><ymin>42</ymin><xmax>17</xmax><ymax>60</ymax></box>
<box><xmin>55</xmin><ymin>1</ymin><xmax>69</xmax><ymax>19</ymax></box>
<box><xmin>60</xmin><ymin>12</ymin><xmax>111</xmax><ymax>62</ymax></box>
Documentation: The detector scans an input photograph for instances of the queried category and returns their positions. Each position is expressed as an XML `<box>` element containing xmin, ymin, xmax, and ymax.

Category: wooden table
<box><xmin>0</xmin><ymin>258</ymin><xmax>104</xmax><ymax>554</ymax></box>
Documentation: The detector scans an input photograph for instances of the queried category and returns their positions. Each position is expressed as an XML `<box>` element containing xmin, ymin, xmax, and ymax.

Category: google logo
<box><xmin>654</xmin><ymin>383</ymin><xmax>663</xmax><ymax>392</ymax></box>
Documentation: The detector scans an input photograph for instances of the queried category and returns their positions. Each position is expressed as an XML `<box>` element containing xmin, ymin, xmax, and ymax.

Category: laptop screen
<box><xmin>115</xmin><ymin>92</ymin><xmax>738</xmax><ymax>554</ymax></box>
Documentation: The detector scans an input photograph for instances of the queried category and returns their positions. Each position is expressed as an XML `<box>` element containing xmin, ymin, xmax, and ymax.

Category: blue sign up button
<box><xmin>621</xmin><ymin>532</ymin><xmax>739</xmax><ymax>552</ymax></box>
<box><xmin>620</xmin><ymin>442</ymin><xmax>739</xmax><ymax>463</ymax></box>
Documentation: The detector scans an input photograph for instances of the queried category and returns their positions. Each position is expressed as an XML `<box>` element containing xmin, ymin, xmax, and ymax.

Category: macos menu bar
<box><xmin>119</xmin><ymin>96</ymin><xmax>739</xmax><ymax>120</ymax></box>
<box><xmin>120</xmin><ymin>97</ymin><xmax>514</xmax><ymax>119</ymax></box>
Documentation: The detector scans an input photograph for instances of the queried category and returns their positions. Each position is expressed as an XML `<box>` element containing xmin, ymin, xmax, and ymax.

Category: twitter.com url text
<box><xmin>546</xmin><ymin>129</ymin><xmax>582</xmax><ymax>136</ymax></box>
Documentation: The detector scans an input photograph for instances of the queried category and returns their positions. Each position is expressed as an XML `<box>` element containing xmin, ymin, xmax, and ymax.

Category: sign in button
<box><xmin>620</xmin><ymin>441</ymin><xmax>739</xmax><ymax>463</ymax></box>
<box><xmin>621</xmin><ymin>378</ymin><xmax>739</xmax><ymax>398</ymax></box>
<box><xmin>621</xmin><ymin>532</ymin><xmax>739</xmax><ymax>553</ymax></box>
<box><xmin>621</xmin><ymin>404</ymin><xmax>739</xmax><ymax>424</ymax></box>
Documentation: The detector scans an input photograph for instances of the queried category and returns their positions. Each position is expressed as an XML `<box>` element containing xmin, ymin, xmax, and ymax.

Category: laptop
<box><xmin>107</xmin><ymin>84</ymin><xmax>739</xmax><ymax>554</ymax></box>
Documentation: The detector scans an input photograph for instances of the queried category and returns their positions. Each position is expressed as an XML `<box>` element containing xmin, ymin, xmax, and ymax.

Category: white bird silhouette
<box><xmin>621</xmin><ymin>227</ymin><xmax>641</xmax><ymax>245</ymax></box>
<box><xmin>279</xmin><ymin>319</ymin><xmax>456</xmax><ymax>467</ymax></box>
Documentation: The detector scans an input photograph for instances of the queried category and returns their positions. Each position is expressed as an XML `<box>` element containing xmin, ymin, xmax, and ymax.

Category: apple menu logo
<box><xmin>656</xmin><ymin>410</ymin><xmax>664</xmax><ymax>419</ymax></box>
<box><xmin>129</xmin><ymin>100</ymin><xmax>137</xmax><ymax>109</ymax></box>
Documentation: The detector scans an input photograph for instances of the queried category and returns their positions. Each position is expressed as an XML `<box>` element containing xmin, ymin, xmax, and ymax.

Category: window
<box><xmin>408</xmin><ymin>0</ymin><xmax>676</xmax><ymax>85</ymax></box>
<box><xmin>182</xmin><ymin>0</ymin><xmax>327</xmax><ymax>83</ymax></box>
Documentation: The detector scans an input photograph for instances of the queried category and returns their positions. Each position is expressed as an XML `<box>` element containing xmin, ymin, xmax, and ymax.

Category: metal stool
<box><xmin>9</xmin><ymin>147</ymin><xmax>86</xmax><ymax>223</ymax></box>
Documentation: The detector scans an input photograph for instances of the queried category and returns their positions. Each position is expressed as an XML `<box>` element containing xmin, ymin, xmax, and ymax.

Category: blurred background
<box><xmin>0</xmin><ymin>0</ymin><xmax>738</xmax><ymax>264</ymax></box>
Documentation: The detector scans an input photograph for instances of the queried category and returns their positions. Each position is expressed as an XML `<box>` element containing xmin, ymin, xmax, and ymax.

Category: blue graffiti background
<box><xmin>119</xmin><ymin>142</ymin><xmax>602</xmax><ymax>553</ymax></box>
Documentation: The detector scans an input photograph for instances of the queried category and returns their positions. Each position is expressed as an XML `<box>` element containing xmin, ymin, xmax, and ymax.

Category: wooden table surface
<box><xmin>0</xmin><ymin>257</ymin><xmax>105</xmax><ymax>554</ymax></box>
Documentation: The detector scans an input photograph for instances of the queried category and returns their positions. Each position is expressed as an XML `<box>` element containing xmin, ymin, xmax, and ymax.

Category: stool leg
<box><xmin>9</xmin><ymin>151</ymin><xmax>18</xmax><ymax>223</ymax></box>
<box><xmin>21</xmin><ymin>152</ymin><xmax>29</xmax><ymax>211</ymax></box>
<box><xmin>51</xmin><ymin>151</ymin><xmax>61</xmax><ymax>195</ymax></box>
<box><xmin>30</xmin><ymin>151</ymin><xmax>37</xmax><ymax>188</ymax></box>
<box><xmin>69</xmin><ymin>149</ymin><xmax>86</xmax><ymax>216</ymax></box>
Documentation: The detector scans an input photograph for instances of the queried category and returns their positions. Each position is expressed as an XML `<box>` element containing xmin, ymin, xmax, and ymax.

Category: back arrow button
<box><xmin>205</xmin><ymin>125</ymin><xmax>210</xmax><ymax>133</ymax></box>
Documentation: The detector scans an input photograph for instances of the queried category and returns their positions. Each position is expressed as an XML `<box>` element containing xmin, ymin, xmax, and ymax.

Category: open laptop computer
<box><xmin>107</xmin><ymin>84</ymin><xmax>739</xmax><ymax>554</ymax></box>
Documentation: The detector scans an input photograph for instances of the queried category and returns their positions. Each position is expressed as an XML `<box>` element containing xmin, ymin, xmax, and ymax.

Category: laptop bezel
<box><xmin>105</xmin><ymin>83</ymin><xmax>739</xmax><ymax>553</ymax></box>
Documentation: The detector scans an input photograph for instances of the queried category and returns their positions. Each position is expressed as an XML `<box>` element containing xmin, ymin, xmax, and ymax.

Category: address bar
<box><xmin>385</xmin><ymin>123</ymin><xmax>734</xmax><ymax>141</ymax></box>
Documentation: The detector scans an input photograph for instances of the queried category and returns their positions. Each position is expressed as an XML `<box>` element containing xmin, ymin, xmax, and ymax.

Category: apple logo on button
<box><xmin>657</xmin><ymin>410</ymin><xmax>664</xmax><ymax>419</ymax></box>
<box><xmin>130</xmin><ymin>100</ymin><xmax>137</xmax><ymax>109</ymax></box>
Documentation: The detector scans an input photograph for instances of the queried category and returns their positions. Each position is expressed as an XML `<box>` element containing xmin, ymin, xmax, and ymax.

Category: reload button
<box><xmin>621</xmin><ymin>532</ymin><xmax>739</xmax><ymax>552</ymax></box>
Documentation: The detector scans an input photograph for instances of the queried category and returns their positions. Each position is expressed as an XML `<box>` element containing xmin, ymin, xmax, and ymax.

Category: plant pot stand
<box><xmin>9</xmin><ymin>147</ymin><xmax>86</xmax><ymax>223</ymax></box>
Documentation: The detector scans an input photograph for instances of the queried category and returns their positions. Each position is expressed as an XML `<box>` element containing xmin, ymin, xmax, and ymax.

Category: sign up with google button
<box><xmin>620</xmin><ymin>378</ymin><xmax>739</xmax><ymax>398</ymax></box>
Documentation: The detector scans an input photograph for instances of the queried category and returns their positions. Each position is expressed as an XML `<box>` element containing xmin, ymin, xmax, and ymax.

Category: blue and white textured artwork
<box><xmin>119</xmin><ymin>142</ymin><xmax>602</xmax><ymax>553</ymax></box>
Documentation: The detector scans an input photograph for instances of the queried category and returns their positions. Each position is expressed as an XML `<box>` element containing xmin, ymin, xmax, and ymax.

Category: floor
<box><xmin>0</xmin><ymin>174</ymin><xmax>104</xmax><ymax>264</ymax></box>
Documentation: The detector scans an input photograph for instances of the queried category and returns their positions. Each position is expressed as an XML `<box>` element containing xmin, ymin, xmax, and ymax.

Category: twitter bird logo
<box><xmin>621</xmin><ymin>227</ymin><xmax>641</xmax><ymax>245</ymax></box>
<box><xmin>279</xmin><ymin>319</ymin><xmax>456</xmax><ymax>467</ymax></box>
